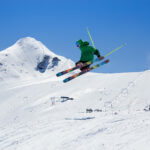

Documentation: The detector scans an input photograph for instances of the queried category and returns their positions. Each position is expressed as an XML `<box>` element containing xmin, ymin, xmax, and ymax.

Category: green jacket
<box><xmin>77</xmin><ymin>39</ymin><xmax>100</xmax><ymax>61</ymax></box>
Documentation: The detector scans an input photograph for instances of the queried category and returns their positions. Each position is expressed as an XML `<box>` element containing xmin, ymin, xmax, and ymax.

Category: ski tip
<box><xmin>105</xmin><ymin>59</ymin><xmax>110</xmax><ymax>63</ymax></box>
<box><xmin>63</xmin><ymin>78</ymin><xmax>70</xmax><ymax>83</ymax></box>
<box><xmin>56</xmin><ymin>73</ymin><xmax>61</xmax><ymax>77</ymax></box>
<box><xmin>63</xmin><ymin>79</ymin><xmax>68</xmax><ymax>83</ymax></box>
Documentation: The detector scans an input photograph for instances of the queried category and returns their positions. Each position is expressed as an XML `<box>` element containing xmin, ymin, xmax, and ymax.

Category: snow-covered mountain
<box><xmin>0</xmin><ymin>37</ymin><xmax>74</xmax><ymax>82</ymax></box>
<box><xmin>0</xmin><ymin>37</ymin><xmax>150</xmax><ymax>150</ymax></box>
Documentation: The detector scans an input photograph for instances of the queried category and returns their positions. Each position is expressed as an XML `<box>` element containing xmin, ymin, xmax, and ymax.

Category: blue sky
<box><xmin>0</xmin><ymin>0</ymin><xmax>150</xmax><ymax>73</ymax></box>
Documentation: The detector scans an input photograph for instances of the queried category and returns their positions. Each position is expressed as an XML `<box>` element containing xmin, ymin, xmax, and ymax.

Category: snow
<box><xmin>0</xmin><ymin>37</ymin><xmax>150</xmax><ymax>150</ymax></box>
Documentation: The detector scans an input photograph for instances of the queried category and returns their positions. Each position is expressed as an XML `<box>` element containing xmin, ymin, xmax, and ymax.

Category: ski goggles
<box><xmin>76</xmin><ymin>41</ymin><xmax>80</xmax><ymax>48</ymax></box>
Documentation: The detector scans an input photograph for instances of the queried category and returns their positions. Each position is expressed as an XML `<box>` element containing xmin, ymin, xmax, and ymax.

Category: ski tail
<box><xmin>63</xmin><ymin>59</ymin><xmax>109</xmax><ymax>83</ymax></box>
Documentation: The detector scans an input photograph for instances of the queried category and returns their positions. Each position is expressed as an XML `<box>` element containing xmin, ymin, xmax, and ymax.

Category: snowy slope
<box><xmin>0</xmin><ymin>38</ymin><xmax>150</xmax><ymax>150</ymax></box>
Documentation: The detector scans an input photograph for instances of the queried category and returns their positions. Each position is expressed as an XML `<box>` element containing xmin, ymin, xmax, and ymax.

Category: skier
<box><xmin>75</xmin><ymin>39</ymin><xmax>104</xmax><ymax>71</ymax></box>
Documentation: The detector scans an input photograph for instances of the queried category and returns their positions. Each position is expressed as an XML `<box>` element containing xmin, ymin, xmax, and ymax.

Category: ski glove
<box><xmin>94</xmin><ymin>49</ymin><xmax>101</xmax><ymax>57</ymax></box>
<box><xmin>98</xmin><ymin>56</ymin><xmax>104</xmax><ymax>60</ymax></box>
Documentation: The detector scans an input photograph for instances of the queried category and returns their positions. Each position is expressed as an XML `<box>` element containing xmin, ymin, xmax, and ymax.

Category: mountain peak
<box><xmin>16</xmin><ymin>37</ymin><xmax>42</xmax><ymax>47</ymax></box>
<box><xmin>17</xmin><ymin>37</ymin><xmax>36</xmax><ymax>42</ymax></box>
<box><xmin>0</xmin><ymin>37</ymin><xmax>74</xmax><ymax>82</ymax></box>
<box><xmin>14</xmin><ymin>37</ymin><xmax>57</xmax><ymax>57</ymax></box>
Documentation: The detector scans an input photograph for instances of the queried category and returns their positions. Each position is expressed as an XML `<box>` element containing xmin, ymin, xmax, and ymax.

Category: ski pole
<box><xmin>86</xmin><ymin>27</ymin><xmax>96</xmax><ymax>49</ymax></box>
<box><xmin>86</xmin><ymin>28</ymin><xmax>126</xmax><ymax>57</ymax></box>
<box><xmin>104</xmin><ymin>43</ymin><xmax>126</xmax><ymax>58</ymax></box>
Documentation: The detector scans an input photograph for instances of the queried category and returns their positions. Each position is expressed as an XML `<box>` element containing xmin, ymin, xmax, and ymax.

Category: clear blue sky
<box><xmin>0</xmin><ymin>0</ymin><xmax>150</xmax><ymax>73</ymax></box>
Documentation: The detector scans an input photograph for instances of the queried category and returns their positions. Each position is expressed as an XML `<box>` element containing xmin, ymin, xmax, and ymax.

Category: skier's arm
<box><xmin>94</xmin><ymin>49</ymin><xmax>101</xmax><ymax>57</ymax></box>
<box><xmin>94</xmin><ymin>49</ymin><xmax>104</xmax><ymax>60</ymax></box>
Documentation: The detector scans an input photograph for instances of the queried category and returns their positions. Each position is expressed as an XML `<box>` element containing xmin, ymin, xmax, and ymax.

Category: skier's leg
<box><xmin>80</xmin><ymin>64</ymin><xmax>90</xmax><ymax>71</ymax></box>
<box><xmin>76</xmin><ymin>61</ymin><xmax>84</xmax><ymax>68</ymax></box>
<box><xmin>76</xmin><ymin>61</ymin><xmax>90</xmax><ymax>71</ymax></box>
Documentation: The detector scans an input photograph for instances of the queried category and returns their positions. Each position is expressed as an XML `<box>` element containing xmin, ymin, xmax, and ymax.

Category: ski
<box><xmin>63</xmin><ymin>59</ymin><xmax>110</xmax><ymax>83</ymax></box>
<box><xmin>56</xmin><ymin>57</ymin><xmax>103</xmax><ymax>77</ymax></box>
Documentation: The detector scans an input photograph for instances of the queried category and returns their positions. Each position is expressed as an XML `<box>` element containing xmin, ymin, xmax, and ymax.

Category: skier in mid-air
<box><xmin>56</xmin><ymin>37</ymin><xmax>124</xmax><ymax>82</ymax></box>
<box><xmin>75</xmin><ymin>39</ymin><xmax>104</xmax><ymax>71</ymax></box>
